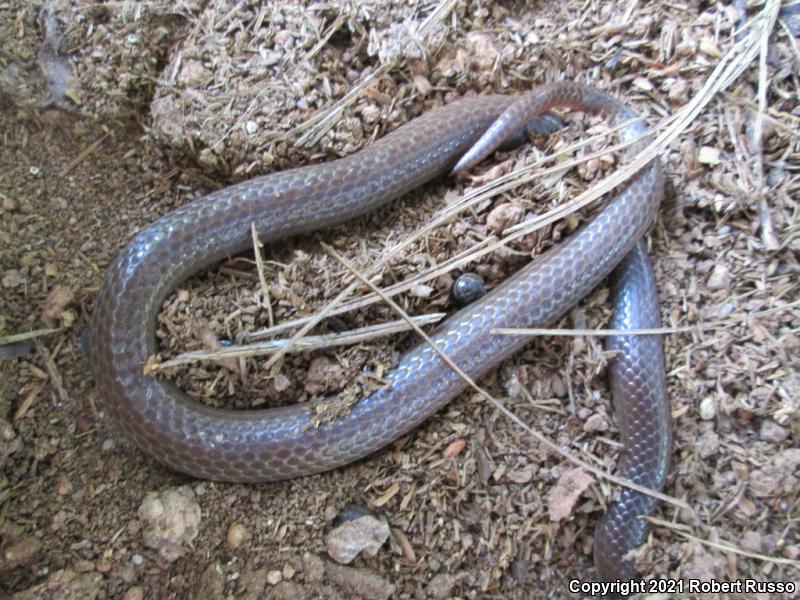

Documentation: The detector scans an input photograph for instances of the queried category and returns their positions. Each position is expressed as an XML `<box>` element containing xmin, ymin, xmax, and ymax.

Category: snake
<box><xmin>90</xmin><ymin>82</ymin><xmax>670</xmax><ymax>581</ymax></box>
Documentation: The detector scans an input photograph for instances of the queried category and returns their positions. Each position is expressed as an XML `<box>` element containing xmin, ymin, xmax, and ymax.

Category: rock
<box><xmin>506</xmin><ymin>464</ymin><xmax>536</xmax><ymax>485</ymax></box>
<box><xmin>427</xmin><ymin>573</ymin><xmax>456</xmax><ymax>599</ymax></box>
<box><xmin>680</xmin><ymin>540</ymin><xmax>724</xmax><ymax>581</ymax></box>
<box><xmin>138</xmin><ymin>486</ymin><xmax>201</xmax><ymax>562</ymax></box>
<box><xmin>583</xmin><ymin>413</ymin><xmax>609</xmax><ymax>433</ymax></box>
<box><xmin>2</xmin><ymin>536</ymin><xmax>41</xmax><ymax>570</ymax></box>
<box><xmin>698</xmin><ymin>396</ymin><xmax>716</xmax><ymax>420</ymax></box>
<box><xmin>305</xmin><ymin>356</ymin><xmax>343</xmax><ymax>395</ymax></box>
<box><xmin>10</xmin><ymin>569</ymin><xmax>102</xmax><ymax>600</ymax></box>
<box><xmin>706</xmin><ymin>264</ymin><xmax>731</xmax><ymax>290</ymax></box>
<box><xmin>697</xmin><ymin>146</ymin><xmax>721</xmax><ymax>165</ymax></box>
<box><xmin>194</xmin><ymin>563</ymin><xmax>224</xmax><ymax>598</ymax></box>
<box><xmin>327</xmin><ymin>514</ymin><xmax>390</xmax><ymax>564</ymax></box>
<box><xmin>0</xmin><ymin>418</ymin><xmax>21</xmax><ymax>461</ymax></box>
<box><xmin>121</xmin><ymin>587</ymin><xmax>144</xmax><ymax>600</ymax></box>
<box><xmin>667</xmin><ymin>78</ymin><xmax>689</xmax><ymax>103</ymax></box>
<box><xmin>759</xmin><ymin>420</ymin><xmax>789</xmax><ymax>443</ymax></box>
<box><xmin>267</xmin><ymin>582</ymin><xmax>306</xmax><ymax>600</ymax></box>
<box><xmin>238</xmin><ymin>567</ymin><xmax>269</xmax><ymax>599</ymax></box>
<box><xmin>227</xmin><ymin>522</ymin><xmax>248</xmax><ymax>549</ymax></box>
<box><xmin>486</xmin><ymin>202</ymin><xmax>524</xmax><ymax>234</ymax></box>
<box><xmin>741</xmin><ymin>531</ymin><xmax>762</xmax><ymax>552</ymax></box>
<box><xmin>325</xmin><ymin>561</ymin><xmax>395</xmax><ymax>600</ymax></box>
<box><xmin>697</xmin><ymin>430</ymin><xmax>719</xmax><ymax>459</ymax></box>
<box><xmin>2</xmin><ymin>270</ymin><xmax>25</xmax><ymax>288</ymax></box>
<box><xmin>443</xmin><ymin>439</ymin><xmax>466</xmax><ymax>459</ymax></box>
<box><xmin>302</xmin><ymin>552</ymin><xmax>325</xmax><ymax>583</ymax></box>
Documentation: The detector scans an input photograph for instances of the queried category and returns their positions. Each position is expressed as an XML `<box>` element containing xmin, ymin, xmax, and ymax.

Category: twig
<box><xmin>646</xmin><ymin>516</ymin><xmax>800</xmax><ymax>569</ymax></box>
<box><xmin>60</xmin><ymin>132</ymin><xmax>110</xmax><ymax>177</ymax></box>
<box><xmin>33</xmin><ymin>339</ymin><xmax>69</xmax><ymax>406</ymax></box>
<box><xmin>13</xmin><ymin>381</ymin><xmax>47</xmax><ymax>423</ymax></box>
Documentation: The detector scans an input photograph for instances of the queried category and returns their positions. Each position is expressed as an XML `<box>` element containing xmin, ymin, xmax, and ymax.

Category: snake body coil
<box><xmin>91</xmin><ymin>82</ymin><xmax>670</xmax><ymax>580</ymax></box>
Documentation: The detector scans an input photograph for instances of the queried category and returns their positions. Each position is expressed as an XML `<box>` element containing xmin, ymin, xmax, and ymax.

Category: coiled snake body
<box><xmin>91</xmin><ymin>82</ymin><xmax>671</xmax><ymax>581</ymax></box>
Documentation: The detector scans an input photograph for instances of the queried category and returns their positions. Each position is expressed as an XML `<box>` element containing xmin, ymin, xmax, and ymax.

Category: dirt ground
<box><xmin>1</xmin><ymin>1</ymin><xmax>799</xmax><ymax>598</ymax></box>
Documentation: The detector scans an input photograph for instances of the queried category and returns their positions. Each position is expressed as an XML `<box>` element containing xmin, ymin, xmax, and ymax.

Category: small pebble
<box><xmin>427</xmin><ymin>573</ymin><xmax>456</xmax><ymax>599</ymax></box>
<box><xmin>697</xmin><ymin>146</ymin><xmax>721</xmax><ymax>165</ymax></box>
<box><xmin>324</xmin><ymin>561</ymin><xmax>395</xmax><ymax>600</ymax></box>
<box><xmin>2</xmin><ymin>536</ymin><xmax>41</xmax><ymax>569</ymax></box>
<box><xmin>138</xmin><ymin>486</ymin><xmax>201</xmax><ymax>562</ymax></box>
<box><xmin>583</xmin><ymin>413</ymin><xmax>609</xmax><ymax>433</ymax></box>
<box><xmin>2</xmin><ymin>270</ymin><xmax>25</xmax><ymax>288</ymax></box>
<box><xmin>486</xmin><ymin>202</ymin><xmax>524</xmax><ymax>233</ymax></box>
<box><xmin>273</xmin><ymin>373</ymin><xmax>291</xmax><ymax>392</ymax></box>
<box><xmin>667</xmin><ymin>78</ymin><xmax>689</xmax><ymax>103</ymax></box>
<box><xmin>302</xmin><ymin>552</ymin><xmax>325</xmax><ymax>583</ymax></box>
<box><xmin>699</xmin><ymin>397</ymin><xmax>716</xmax><ymax>420</ymax></box>
<box><xmin>227</xmin><ymin>522</ymin><xmax>248</xmax><ymax>549</ymax></box>
<box><xmin>760</xmin><ymin>420</ymin><xmax>789</xmax><ymax>443</ymax></box>
<box><xmin>410</xmin><ymin>283</ymin><xmax>434</xmax><ymax>298</ymax></box>
<box><xmin>266</xmin><ymin>570</ymin><xmax>282</xmax><ymax>585</ymax></box>
<box><xmin>74</xmin><ymin>559</ymin><xmax>95</xmax><ymax>572</ymax></box>
<box><xmin>443</xmin><ymin>439</ymin><xmax>466</xmax><ymax>459</ymax></box>
<box><xmin>327</xmin><ymin>514</ymin><xmax>390</xmax><ymax>564</ymax></box>
<box><xmin>741</xmin><ymin>531</ymin><xmax>762</xmax><ymax>552</ymax></box>
<box><xmin>122</xmin><ymin>587</ymin><xmax>144</xmax><ymax>600</ymax></box>
<box><xmin>506</xmin><ymin>464</ymin><xmax>536</xmax><ymax>484</ymax></box>
<box><xmin>706</xmin><ymin>264</ymin><xmax>731</xmax><ymax>290</ymax></box>
<box><xmin>131</xmin><ymin>554</ymin><xmax>144</xmax><ymax>566</ymax></box>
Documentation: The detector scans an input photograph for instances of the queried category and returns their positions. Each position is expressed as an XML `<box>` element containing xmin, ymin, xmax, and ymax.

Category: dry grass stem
<box><xmin>145</xmin><ymin>313</ymin><xmax>445</xmax><ymax>372</ymax></box>
<box><xmin>250</xmin><ymin>223</ymin><xmax>274</xmax><ymax>328</ymax></box>
<box><xmin>493</xmin><ymin>297</ymin><xmax>800</xmax><ymax>337</ymax></box>
<box><xmin>646</xmin><ymin>517</ymin><xmax>800</xmax><ymax>570</ymax></box>
<box><xmin>0</xmin><ymin>328</ymin><xmax>61</xmax><ymax>346</ymax></box>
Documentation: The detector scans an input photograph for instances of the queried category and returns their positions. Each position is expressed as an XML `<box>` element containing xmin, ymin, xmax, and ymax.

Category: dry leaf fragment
<box><xmin>372</xmin><ymin>483</ymin><xmax>400</xmax><ymax>508</ymax></box>
<box><xmin>547</xmin><ymin>468</ymin><xmax>594</xmax><ymax>522</ymax></box>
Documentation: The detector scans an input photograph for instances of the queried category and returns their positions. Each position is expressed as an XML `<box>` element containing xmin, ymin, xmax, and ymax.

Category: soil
<box><xmin>1</xmin><ymin>1</ymin><xmax>799</xmax><ymax>599</ymax></box>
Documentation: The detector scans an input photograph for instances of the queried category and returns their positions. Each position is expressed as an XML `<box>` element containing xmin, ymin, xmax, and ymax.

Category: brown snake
<box><xmin>90</xmin><ymin>82</ymin><xmax>671</xmax><ymax>581</ymax></box>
